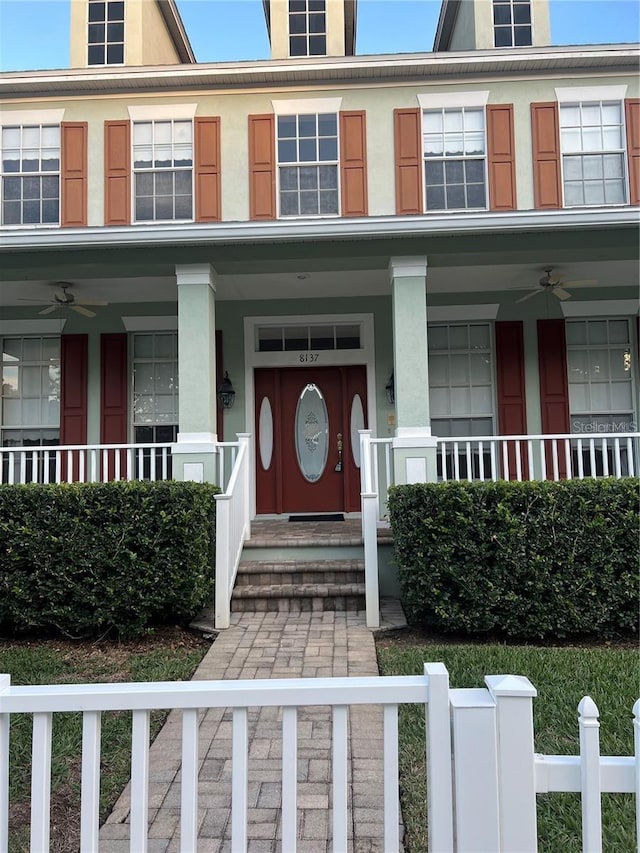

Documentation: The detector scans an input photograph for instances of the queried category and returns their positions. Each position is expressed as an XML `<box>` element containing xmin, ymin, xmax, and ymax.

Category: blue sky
<box><xmin>0</xmin><ymin>0</ymin><xmax>638</xmax><ymax>72</ymax></box>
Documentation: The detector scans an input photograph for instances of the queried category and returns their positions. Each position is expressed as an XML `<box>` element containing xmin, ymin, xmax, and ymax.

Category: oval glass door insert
<box><xmin>350</xmin><ymin>393</ymin><xmax>364</xmax><ymax>468</ymax></box>
<box><xmin>258</xmin><ymin>396</ymin><xmax>273</xmax><ymax>470</ymax></box>
<box><xmin>295</xmin><ymin>383</ymin><xmax>329</xmax><ymax>483</ymax></box>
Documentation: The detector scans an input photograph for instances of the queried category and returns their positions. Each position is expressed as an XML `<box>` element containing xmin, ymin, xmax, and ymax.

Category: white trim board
<box><xmin>0</xmin><ymin>319</ymin><xmax>66</xmax><ymax>334</ymax></box>
<box><xmin>127</xmin><ymin>104</ymin><xmax>198</xmax><ymax>120</ymax></box>
<box><xmin>122</xmin><ymin>315</ymin><xmax>178</xmax><ymax>331</ymax></box>
<box><xmin>555</xmin><ymin>85</ymin><xmax>627</xmax><ymax>103</ymax></box>
<box><xmin>0</xmin><ymin>108</ymin><xmax>65</xmax><ymax>126</ymax></box>
<box><xmin>427</xmin><ymin>304</ymin><xmax>500</xmax><ymax>321</ymax></box>
<box><xmin>417</xmin><ymin>91</ymin><xmax>490</xmax><ymax>109</ymax></box>
<box><xmin>271</xmin><ymin>97</ymin><xmax>343</xmax><ymax>115</ymax></box>
<box><xmin>561</xmin><ymin>299</ymin><xmax>639</xmax><ymax>318</ymax></box>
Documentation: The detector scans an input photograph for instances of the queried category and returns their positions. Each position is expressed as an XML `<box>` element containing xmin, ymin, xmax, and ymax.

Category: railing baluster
<box><xmin>453</xmin><ymin>442</ymin><xmax>460</xmax><ymax>481</ymax></box>
<box><xmin>138</xmin><ymin>448</ymin><xmax>144</xmax><ymax>481</ymax></box>
<box><xmin>90</xmin><ymin>449</ymin><xmax>97</xmax><ymax>483</ymax></box>
<box><xmin>478</xmin><ymin>441</ymin><xmax>485</xmax><ymax>481</ymax></box>
<box><xmin>115</xmin><ymin>448</ymin><xmax>121</xmax><ymax>481</ymax></box>
<box><xmin>502</xmin><ymin>441</ymin><xmax>509</xmax><ymax>481</ymax></box>
<box><xmin>539</xmin><ymin>439</ymin><xmax>547</xmax><ymax>482</ymax></box>
<box><xmin>55</xmin><ymin>449</ymin><xmax>61</xmax><ymax>484</ymax></box>
<box><xmin>150</xmin><ymin>446</ymin><xmax>157</xmax><ymax>482</ymax></box>
<box><xmin>490</xmin><ymin>440</ymin><xmax>497</xmax><ymax>482</ymax></box>
<box><xmin>578</xmin><ymin>697</ymin><xmax>602</xmax><ymax>853</ymax></box>
<box><xmin>465</xmin><ymin>442</ymin><xmax>473</xmax><ymax>482</ymax></box>
<box><xmin>601</xmin><ymin>438</ymin><xmax>609</xmax><ymax>477</ymax></box>
<box><xmin>127</xmin><ymin>447</ymin><xmax>134</xmax><ymax>481</ymax></box>
<box><xmin>232</xmin><ymin>707</ymin><xmax>248</xmax><ymax>851</ymax></box>
<box><xmin>551</xmin><ymin>439</ymin><xmax>558</xmax><ymax>481</ymax></box>
<box><xmin>515</xmin><ymin>440</ymin><xmax>522</xmax><ymax>481</ymax></box>
<box><xmin>19</xmin><ymin>451</ymin><xmax>26</xmax><ymax>484</ymax></box>
<box><xmin>80</xmin><ymin>711</ymin><xmax>101</xmax><ymax>853</ymax></box>
<box><xmin>577</xmin><ymin>439</ymin><xmax>584</xmax><ymax>479</ymax></box>
<box><xmin>332</xmin><ymin>705</ymin><xmax>348</xmax><ymax>853</ymax></box>
<box><xmin>527</xmin><ymin>440</ymin><xmax>534</xmax><ymax>481</ymax></box>
<box><xmin>588</xmin><ymin>439</ymin><xmax>597</xmax><ymax>479</ymax></box>
<box><xmin>31</xmin><ymin>451</ymin><xmax>38</xmax><ymax>484</ymax></box>
<box><xmin>67</xmin><ymin>449</ymin><xmax>73</xmax><ymax>483</ymax></box>
<box><xmin>180</xmin><ymin>709</ymin><xmax>199</xmax><ymax>853</ymax></box>
<box><xmin>130</xmin><ymin>709</ymin><xmax>150</xmax><ymax>853</ymax></box>
<box><xmin>564</xmin><ymin>439</ymin><xmax>572</xmax><ymax>480</ymax></box>
<box><xmin>627</xmin><ymin>436</ymin><xmax>635</xmax><ymax>476</ymax></box>
<box><xmin>383</xmin><ymin>704</ymin><xmax>400</xmax><ymax>853</ymax></box>
<box><xmin>79</xmin><ymin>450</ymin><xmax>85</xmax><ymax>483</ymax></box>
<box><xmin>440</xmin><ymin>443</ymin><xmax>448</xmax><ymax>482</ymax></box>
<box><xmin>162</xmin><ymin>447</ymin><xmax>168</xmax><ymax>480</ymax></box>
<box><xmin>614</xmin><ymin>438</ymin><xmax>622</xmax><ymax>478</ymax></box>
<box><xmin>282</xmin><ymin>706</ymin><xmax>298</xmax><ymax>853</ymax></box>
<box><xmin>31</xmin><ymin>712</ymin><xmax>53</xmax><ymax>853</ymax></box>
<box><xmin>102</xmin><ymin>449</ymin><xmax>108</xmax><ymax>483</ymax></box>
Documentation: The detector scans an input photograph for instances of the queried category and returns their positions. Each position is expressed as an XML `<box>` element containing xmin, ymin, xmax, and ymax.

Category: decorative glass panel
<box><xmin>259</xmin><ymin>397</ymin><xmax>274</xmax><ymax>471</ymax></box>
<box><xmin>295</xmin><ymin>383</ymin><xmax>328</xmax><ymax>482</ymax></box>
<box><xmin>350</xmin><ymin>394</ymin><xmax>364</xmax><ymax>468</ymax></box>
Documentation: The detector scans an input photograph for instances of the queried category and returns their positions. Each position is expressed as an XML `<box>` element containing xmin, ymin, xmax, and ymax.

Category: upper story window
<box><xmin>493</xmin><ymin>0</ymin><xmax>532</xmax><ymax>47</ymax></box>
<box><xmin>277</xmin><ymin>113</ymin><xmax>339</xmax><ymax>216</ymax></box>
<box><xmin>132</xmin><ymin>120</ymin><xmax>193</xmax><ymax>222</ymax></box>
<box><xmin>289</xmin><ymin>0</ymin><xmax>326</xmax><ymax>57</ymax></box>
<box><xmin>560</xmin><ymin>101</ymin><xmax>627</xmax><ymax>207</ymax></box>
<box><xmin>1</xmin><ymin>125</ymin><xmax>60</xmax><ymax>226</ymax></box>
<box><xmin>88</xmin><ymin>0</ymin><xmax>125</xmax><ymax>65</ymax></box>
<box><xmin>423</xmin><ymin>108</ymin><xmax>487</xmax><ymax>211</ymax></box>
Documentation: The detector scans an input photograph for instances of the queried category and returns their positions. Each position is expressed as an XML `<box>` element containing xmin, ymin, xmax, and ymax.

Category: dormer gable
<box><xmin>263</xmin><ymin>0</ymin><xmax>356</xmax><ymax>60</ymax></box>
<box><xmin>70</xmin><ymin>0</ymin><xmax>195</xmax><ymax>69</ymax></box>
<box><xmin>434</xmin><ymin>0</ymin><xmax>551</xmax><ymax>52</ymax></box>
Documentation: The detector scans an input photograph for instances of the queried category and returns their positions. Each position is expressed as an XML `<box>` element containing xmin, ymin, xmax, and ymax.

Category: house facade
<box><xmin>1</xmin><ymin>0</ymin><xmax>638</xmax><ymax>517</ymax></box>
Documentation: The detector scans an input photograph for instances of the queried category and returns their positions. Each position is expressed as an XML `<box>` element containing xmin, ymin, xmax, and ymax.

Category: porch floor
<box><xmin>99</xmin><ymin>610</ymin><xmax>405</xmax><ymax>852</ymax></box>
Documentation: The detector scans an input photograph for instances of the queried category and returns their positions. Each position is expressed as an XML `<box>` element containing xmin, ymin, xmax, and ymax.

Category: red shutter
<box><xmin>248</xmin><ymin>114</ymin><xmax>276</xmax><ymax>220</ymax></box>
<box><xmin>104</xmin><ymin>120</ymin><xmax>131</xmax><ymax>225</ymax></box>
<box><xmin>495</xmin><ymin>321</ymin><xmax>527</xmax><ymax>479</ymax></box>
<box><xmin>195</xmin><ymin>116</ymin><xmax>221</xmax><ymax>222</ymax></box>
<box><xmin>60</xmin><ymin>122</ymin><xmax>88</xmax><ymax>227</ymax></box>
<box><xmin>625</xmin><ymin>99</ymin><xmax>640</xmax><ymax>206</ymax></box>
<box><xmin>100</xmin><ymin>333</ymin><xmax>128</xmax><ymax>443</ymax></box>
<box><xmin>340</xmin><ymin>110</ymin><xmax>368</xmax><ymax>217</ymax></box>
<box><xmin>60</xmin><ymin>334</ymin><xmax>88</xmax><ymax>445</ymax></box>
<box><xmin>487</xmin><ymin>105</ymin><xmax>517</xmax><ymax>211</ymax></box>
<box><xmin>394</xmin><ymin>108</ymin><xmax>423</xmax><ymax>214</ymax></box>
<box><xmin>531</xmin><ymin>103</ymin><xmax>562</xmax><ymax>209</ymax></box>
<box><xmin>538</xmin><ymin>319</ymin><xmax>570</xmax><ymax>477</ymax></box>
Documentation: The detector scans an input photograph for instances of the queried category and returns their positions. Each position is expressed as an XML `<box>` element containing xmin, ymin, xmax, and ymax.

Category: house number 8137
<box><xmin>299</xmin><ymin>352</ymin><xmax>319</xmax><ymax>362</ymax></box>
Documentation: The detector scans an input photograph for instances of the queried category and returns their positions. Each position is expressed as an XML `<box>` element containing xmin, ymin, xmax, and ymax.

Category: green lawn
<box><xmin>0</xmin><ymin>628</ymin><xmax>211</xmax><ymax>853</ymax></box>
<box><xmin>377</xmin><ymin>638</ymin><xmax>638</xmax><ymax>853</ymax></box>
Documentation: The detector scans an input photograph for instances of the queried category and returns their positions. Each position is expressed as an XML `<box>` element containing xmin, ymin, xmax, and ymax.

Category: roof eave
<box><xmin>433</xmin><ymin>0</ymin><xmax>461</xmax><ymax>53</ymax></box>
<box><xmin>156</xmin><ymin>0</ymin><xmax>197</xmax><ymax>64</ymax></box>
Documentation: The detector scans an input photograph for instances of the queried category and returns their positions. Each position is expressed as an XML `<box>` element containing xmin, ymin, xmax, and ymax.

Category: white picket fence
<box><xmin>0</xmin><ymin>665</ymin><xmax>637</xmax><ymax>853</ymax></box>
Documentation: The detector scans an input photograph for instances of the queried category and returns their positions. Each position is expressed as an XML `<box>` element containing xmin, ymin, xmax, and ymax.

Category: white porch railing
<box><xmin>214</xmin><ymin>433</ymin><xmax>251</xmax><ymax>630</ymax></box>
<box><xmin>436</xmin><ymin>431</ymin><xmax>640</xmax><ymax>482</ymax></box>
<box><xmin>0</xmin><ymin>442</ymin><xmax>174</xmax><ymax>485</ymax></box>
<box><xmin>0</xmin><ymin>666</ymin><xmax>637</xmax><ymax>853</ymax></box>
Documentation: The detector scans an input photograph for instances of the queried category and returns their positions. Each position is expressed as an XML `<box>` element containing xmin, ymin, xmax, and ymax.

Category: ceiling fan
<box><xmin>515</xmin><ymin>267</ymin><xmax>598</xmax><ymax>304</ymax></box>
<box><xmin>19</xmin><ymin>282</ymin><xmax>108</xmax><ymax>318</ymax></box>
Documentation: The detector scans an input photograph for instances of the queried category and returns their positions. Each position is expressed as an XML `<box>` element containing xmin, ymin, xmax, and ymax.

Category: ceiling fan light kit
<box><xmin>515</xmin><ymin>267</ymin><xmax>598</xmax><ymax>304</ymax></box>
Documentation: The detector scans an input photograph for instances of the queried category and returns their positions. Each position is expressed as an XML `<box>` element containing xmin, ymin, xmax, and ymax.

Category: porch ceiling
<box><xmin>0</xmin><ymin>258</ymin><xmax>637</xmax><ymax>307</ymax></box>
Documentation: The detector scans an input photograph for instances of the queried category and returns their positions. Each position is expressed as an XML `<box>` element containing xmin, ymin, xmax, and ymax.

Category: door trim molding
<box><xmin>244</xmin><ymin>312</ymin><xmax>377</xmax><ymax>518</ymax></box>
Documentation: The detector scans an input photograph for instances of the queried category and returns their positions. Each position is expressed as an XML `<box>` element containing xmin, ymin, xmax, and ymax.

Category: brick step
<box><xmin>235</xmin><ymin>560</ymin><xmax>364</xmax><ymax>587</ymax></box>
<box><xmin>231</xmin><ymin>582</ymin><xmax>366</xmax><ymax>613</ymax></box>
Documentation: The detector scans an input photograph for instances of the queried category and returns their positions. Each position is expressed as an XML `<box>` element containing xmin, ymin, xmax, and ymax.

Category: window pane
<box><xmin>317</xmin><ymin>113</ymin><xmax>336</xmax><ymax>136</ymax></box>
<box><xmin>514</xmin><ymin>3</ymin><xmax>531</xmax><ymax>24</ymax></box>
<box><xmin>425</xmin><ymin>161</ymin><xmax>444</xmax><ymax>186</ymax></box>
<box><xmin>309</xmin><ymin>36</ymin><xmax>326</xmax><ymax>54</ymax></box>
<box><xmin>298</xmin><ymin>115</ymin><xmax>317</xmax><ymax>137</ymax></box>
<box><xmin>88</xmin><ymin>45</ymin><xmax>105</xmax><ymax>64</ymax></box>
<box><xmin>278</xmin><ymin>139</ymin><xmax>297</xmax><ymax>163</ymax></box>
<box><xmin>494</xmin><ymin>27</ymin><xmax>512</xmax><ymax>47</ymax></box>
<box><xmin>299</xmin><ymin>139</ymin><xmax>317</xmax><ymax>162</ymax></box>
<box><xmin>318</xmin><ymin>138</ymin><xmax>337</xmax><ymax>160</ymax></box>
<box><xmin>514</xmin><ymin>26</ymin><xmax>531</xmax><ymax>45</ymax></box>
<box><xmin>106</xmin><ymin>43</ymin><xmax>124</xmax><ymax>63</ymax></box>
<box><xmin>279</xmin><ymin>167</ymin><xmax>298</xmax><ymax>191</ymax></box>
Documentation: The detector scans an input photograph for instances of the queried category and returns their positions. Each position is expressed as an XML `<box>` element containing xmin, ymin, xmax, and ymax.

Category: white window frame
<box><xmin>87</xmin><ymin>0</ymin><xmax>125</xmax><ymax>66</ymax></box>
<box><xmin>428</xmin><ymin>321</ymin><xmax>497</xmax><ymax>437</ymax></box>
<box><xmin>275</xmin><ymin>112</ymin><xmax>340</xmax><ymax>218</ymax></box>
<box><xmin>1</xmin><ymin>124</ymin><xmax>61</xmax><ymax>227</ymax></box>
<box><xmin>288</xmin><ymin>0</ymin><xmax>327</xmax><ymax>57</ymax></box>
<box><xmin>492</xmin><ymin>0</ymin><xmax>533</xmax><ymax>48</ymax></box>
<box><xmin>558</xmin><ymin>100</ymin><xmax>629</xmax><ymax>208</ymax></box>
<box><xmin>1</xmin><ymin>335</ymin><xmax>61</xmax><ymax>447</ymax></box>
<box><xmin>566</xmin><ymin>317</ymin><xmax>637</xmax><ymax>435</ymax></box>
<box><xmin>131</xmin><ymin>119</ymin><xmax>194</xmax><ymax>224</ymax></box>
<box><xmin>130</xmin><ymin>331</ymin><xmax>179</xmax><ymax>444</ymax></box>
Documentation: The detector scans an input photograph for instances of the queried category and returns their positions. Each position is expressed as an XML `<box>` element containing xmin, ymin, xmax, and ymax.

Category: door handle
<box><xmin>334</xmin><ymin>432</ymin><xmax>343</xmax><ymax>472</ymax></box>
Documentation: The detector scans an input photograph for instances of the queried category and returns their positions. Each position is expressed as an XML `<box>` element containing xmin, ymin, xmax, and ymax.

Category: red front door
<box><xmin>255</xmin><ymin>366</ymin><xmax>367</xmax><ymax>514</ymax></box>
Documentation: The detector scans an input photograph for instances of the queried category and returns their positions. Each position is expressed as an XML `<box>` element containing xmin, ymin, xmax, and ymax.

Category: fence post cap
<box><xmin>485</xmin><ymin>674</ymin><xmax>537</xmax><ymax>698</ymax></box>
<box><xmin>633</xmin><ymin>699</ymin><xmax>640</xmax><ymax>721</ymax></box>
<box><xmin>0</xmin><ymin>674</ymin><xmax>10</xmax><ymax>692</ymax></box>
<box><xmin>578</xmin><ymin>695</ymin><xmax>600</xmax><ymax>721</ymax></box>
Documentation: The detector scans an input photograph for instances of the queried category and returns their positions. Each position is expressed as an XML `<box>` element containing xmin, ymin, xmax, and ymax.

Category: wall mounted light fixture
<box><xmin>217</xmin><ymin>371</ymin><xmax>236</xmax><ymax>409</ymax></box>
<box><xmin>385</xmin><ymin>371</ymin><xmax>395</xmax><ymax>405</ymax></box>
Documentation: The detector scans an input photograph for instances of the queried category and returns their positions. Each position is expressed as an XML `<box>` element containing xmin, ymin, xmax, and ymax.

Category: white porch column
<box><xmin>172</xmin><ymin>263</ymin><xmax>218</xmax><ymax>483</ymax></box>
<box><xmin>389</xmin><ymin>256</ymin><xmax>437</xmax><ymax>484</ymax></box>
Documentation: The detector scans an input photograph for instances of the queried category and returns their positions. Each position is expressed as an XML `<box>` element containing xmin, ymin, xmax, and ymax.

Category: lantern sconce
<box><xmin>385</xmin><ymin>371</ymin><xmax>395</xmax><ymax>405</ymax></box>
<box><xmin>217</xmin><ymin>371</ymin><xmax>236</xmax><ymax>409</ymax></box>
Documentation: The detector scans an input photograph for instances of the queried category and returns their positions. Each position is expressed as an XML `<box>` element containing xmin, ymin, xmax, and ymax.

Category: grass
<box><xmin>0</xmin><ymin>627</ymin><xmax>211</xmax><ymax>853</ymax></box>
<box><xmin>377</xmin><ymin>635</ymin><xmax>638</xmax><ymax>853</ymax></box>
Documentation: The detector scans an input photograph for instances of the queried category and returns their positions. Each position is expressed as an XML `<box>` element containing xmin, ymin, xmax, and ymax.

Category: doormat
<box><xmin>288</xmin><ymin>514</ymin><xmax>345</xmax><ymax>522</ymax></box>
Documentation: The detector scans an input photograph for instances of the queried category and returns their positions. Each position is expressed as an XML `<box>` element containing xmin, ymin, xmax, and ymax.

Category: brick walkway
<box><xmin>100</xmin><ymin>609</ymin><xmax>403</xmax><ymax>852</ymax></box>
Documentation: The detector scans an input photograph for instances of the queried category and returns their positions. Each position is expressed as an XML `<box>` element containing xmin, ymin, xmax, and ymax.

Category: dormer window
<box><xmin>289</xmin><ymin>0</ymin><xmax>326</xmax><ymax>57</ymax></box>
<box><xmin>493</xmin><ymin>0</ymin><xmax>532</xmax><ymax>47</ymax></box>
<box><xmin>88</xmin><ymin>0</ymin><xmax>125</xmax><ymax>65</ymax></box>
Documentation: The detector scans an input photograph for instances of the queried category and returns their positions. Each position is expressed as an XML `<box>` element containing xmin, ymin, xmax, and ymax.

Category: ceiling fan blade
<box><xmin>72</xmin><ymin>305</ymin><xmax>96</xmax><ymax>318</ymax></box>
<box><xmin>553</xmin><ymin>287</ymin><xmax>572</xmax><ymax>301</ymax></box>
<box><xmin>39</xmin><ymin>305</ymin><xmax>59</xmax><ymax>315</ymax></box>
<box><xmin>516</xmin><ymin>289</ymin><xmax>542</xmax><ymax>304</ymax></box>
<box><xmin>18</xmin><ymin>298</ymin><xmax>56</xmax><ymax>303</ymax></box>
<box><xmin>562</xmin><ymin>279</ymin><xmax>598</xmax><ymax>288</ymax></box>
<box><xmin>76</xmin><ymin>299</ymin><xmax>108</xmax><ymax>307</ymax></box>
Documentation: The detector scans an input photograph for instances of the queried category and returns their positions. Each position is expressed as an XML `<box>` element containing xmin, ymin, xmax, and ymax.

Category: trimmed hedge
<box><xmin>0</xmin><ymin>481</ymin><xmax>218</xmax><ymax>639</ymax></box>
<box><xmin>388</xmin><ymin>479</ymin><xmax>639</xmax><ymax>641</ymax></box>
